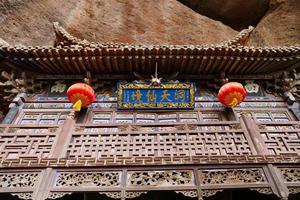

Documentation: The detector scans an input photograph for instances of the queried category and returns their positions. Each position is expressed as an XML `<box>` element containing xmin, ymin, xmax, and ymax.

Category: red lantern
<box><xmin>218</xmin><ymin>82</ymin><xmax>246</xmax><ymax>107</ymax></box>
<box><xmin>67</xmin><ymin>83</ymin><xmax>95</xmax><ymax>111</ymax></box>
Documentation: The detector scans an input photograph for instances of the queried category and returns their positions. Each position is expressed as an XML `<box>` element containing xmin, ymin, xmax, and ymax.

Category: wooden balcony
<box><xmin>0</xmin><ymin>115</ymin><xmax>299</xmax><ymax>199</ymax></box>
<box><xmin>0</xmin><ymin>116</ymin><xmax>299</xmax><ymax>163</ymax></box>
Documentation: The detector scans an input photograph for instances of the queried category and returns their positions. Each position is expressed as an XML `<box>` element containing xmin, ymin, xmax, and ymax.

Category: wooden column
<box><xmin>1</xmin><ymin>106</ymin><xmax>19</xmax><ymax>124</ymax></box>
<box><xmin>32</xmin><ymin>168</ymin><xmax>57</xmax><ymax>200</ymax></box>
<box><xmin>241</xmin><ymin>114</ymin><xmax>269</xmax><ymax>154</ymax></box>
<box><xmin>50</xmin><ymin>111</ymin><xmax>76</xmax><ymax>158</ymax></box>
<box><xmin>265</xmin><ymin>164</ymin><xmax>289</xmax><ymax>199</ymax></box>
<box><xmin>289</xmin><ymin>102</ymin><xmax>300</xmax><ymax>120</ymax></box>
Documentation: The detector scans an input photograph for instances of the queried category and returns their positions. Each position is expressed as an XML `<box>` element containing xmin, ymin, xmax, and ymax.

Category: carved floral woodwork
<box><xmin>202</xmin><ymin>189</ymin><xmax>222</xmax><ymax>197</ymax></box>
<box><xmin>0</xmin><ymin>172</ymin><xmax>39</xmax><ymax>188</ymax></box>
<box><xmin>11</xmin><ymin>193</ymin><xmax>33</xmax><ymax>200</ymax></box>
<box><xmin>250</xmin><ymin>187</ymin><xmax>274</xmax><ymax>195</ymax></box>
<box><xmin>280</xmin><ymin>168</ymin><xmax>300</xmax><ymax>183</ymax></box>
<box><xmin>199</xmin><ymin>169</ymin><xmax>266</xmax><ymax>185</ymax></box>
<box><xmin>47</xmin><ymin>192</ymin><xmax>72</xmax><ymax>199</ymax></box>
<box><xmin>99</xmin><ymin>191</ymin><xmax>122</xmax><ymax>199</ymax></box>
<box><xmin>288</xmin><ymin>187</ymin><xmax>300</xmax><ymax>194</ymax></box>
<box><xmin>175</xmin><ymin>190</ymin><xmax>198</xmax><ymax>198</ymax></box>
<box><xmin>125</xmin><ymin>191</ymin><xmax>147</xmax><ymax>199</ymax></box>
<box><xmin>55</xmin><ymin>172</ymin><xmax>121</xmax><ymax>187</ymax></box>
<box><xmin>127</xmin><ymin>170</ymin><xmax>193</xmax><ymax>186</ymax></box>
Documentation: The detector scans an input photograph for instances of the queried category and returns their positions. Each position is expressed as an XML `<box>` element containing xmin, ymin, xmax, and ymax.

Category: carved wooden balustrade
<box><xmin>0</xmin><ymin>124</ymin><xmax>60</xmax><ymax>159</ymax></box>
<box><xmin>0</xmin><ymin>116</ymin><xmax>299</xmax><ymax>200</ymax></box>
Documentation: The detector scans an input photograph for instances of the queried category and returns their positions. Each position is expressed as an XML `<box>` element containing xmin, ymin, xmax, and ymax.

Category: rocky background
<box><xmin>0</xmin><ymin>0</ymin><xmax>299</xmax><ymax>46</ymax></box>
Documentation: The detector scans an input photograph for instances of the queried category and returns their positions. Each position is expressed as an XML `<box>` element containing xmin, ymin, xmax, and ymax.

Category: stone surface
<box><xmin>178</xmin><ymin>0</ymin><xmax>270</xmax><ymax>30</ymax></box>
<box><xmin>248</xmin><ymin>0</ymin><xmax>300</xmax><ymax>46</ymax></box>
<box><xmin>0</xmin><ymin>0</ymin><xmax>237</xmax><ymax>46</ymax></box>
<box><xmin>0</xmin><ymin>0</ymin><xmax>298</xmax><ymax>47</ymax></box>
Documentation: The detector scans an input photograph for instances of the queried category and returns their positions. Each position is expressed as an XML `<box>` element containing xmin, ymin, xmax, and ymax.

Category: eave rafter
<box><xmin>0</xmin><ymin>22</ymin><xmax>299</xmax><ymax>77</ymax></box>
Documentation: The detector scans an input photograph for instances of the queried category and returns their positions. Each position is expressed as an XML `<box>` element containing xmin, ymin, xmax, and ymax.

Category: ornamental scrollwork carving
<box><xmin>288</xmin><ymin>187</ymin><xmax>300</xmax><ymax>194</ymax></box>
<box><xmin>55</xmin><ymin>172</ymin><xmax>121</xmax><ymax>187</ymax></box>
<box><xmin>229</xmin><ymin>124</ymin><xmax>241</xmax><ymax>129</ymax></box>
<box><xmin>250</xmin><ymin>188</ymin><xmax>273</xmax><ymax>195</ymax></box>
<box><xmin>75</xmin><ymin>126</ymin><xmax>84</xmax><ymax>132</ymax></box>
<box><xmin>99</xmin><ymin>192</ymin><xmax>121</xmax><ymax>199</ymax></box>
<box><xmin>0</xmin><ymin>173</ymin><xmax>39</xmax><ymax>188</ymax></box>
<box><xmin>257</xmin><ymin>124</ymin><xmax>266</xmax><ymax>130</ymax></box>
<box><xmin>127</xmin><ymin>170</ymin><xmax>193</xmax><ymax>186</ymax></box>
<box><xmin>0</xmin><ymin>70</ymin><xmax>27</xmax><ymax>100</ymax></box>
<box><xmin>11</xmin><ymin>193</ymin><xmax>33</xmax><ymax>200</ymax></box>
<box><xmin>264</xmin><ymin>70</ymin><xmax>300</xmax><ymax>104</ymax></box>
<box><xmin>199</xmin><ymin>169</ymin><xmax>266</xmax><ymax>185</ymax></box>
<box><xmin>47</xmin><ymin>192</ymin><xmax>72</xmax><ymax>199</ymax></box>
<box><xmin>202</xmin><ymin>189</ymin><xmax>222</xmax><ymax>197</ymax></box>
<box><xmin>280</xmin><ymin>168</ymin><xmax>300</xmax><ymax>182</ymax></box>
<box><xmin>125</xmin><ymin>192</ymin><xmax>147</xmax><ymax>199</ymax></box>
<box><xmin>175</xmin><ymin>190</ymin><xmax>198</xmax><ymax>198</ymax></box>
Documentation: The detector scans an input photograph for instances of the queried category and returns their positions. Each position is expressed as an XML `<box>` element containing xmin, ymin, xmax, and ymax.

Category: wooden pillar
<box><xmin>241</xmin><ymin>114</ymin><xmax>269</xmax><ymax>154</ymax></box>
<box><xmin>1</xmin><ymin>92</ymin><xmax>25</xmax><ymax>124</ymax></box>
<box><xmin>50</xmin><ymin>110</ymin><xmax>76</xmax><ymax>158</ymax></box>
<box><xmin>289</xmin><ymin>102</ymin><xmax>300</xmax><ymax>120</ymax></box>
<box><xmin>265</xmin><ymin>164</ymin><xmax>289</xmax><ymax>199</ymax></box>
<box><xmin>32</xmin><ymin>168</ymin><xmax>57</xmax><ymax>200</ymax></box>
<box><xmin>1</xmin><ymin>106</ymin><xmax>19</xmax><ymax>124</ymax></box>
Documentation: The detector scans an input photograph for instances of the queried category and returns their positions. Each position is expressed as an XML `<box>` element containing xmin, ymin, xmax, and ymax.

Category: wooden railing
<box><xmin>0</xmin><ymin>116</ymin><xmax>299</xmax><ymax>161</ymax></box>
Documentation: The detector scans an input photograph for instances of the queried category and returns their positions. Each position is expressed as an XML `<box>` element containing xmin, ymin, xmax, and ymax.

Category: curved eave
<box><xmin>53</xmin><ymin>22</ymin><xmax>254</xmax><ymax>48</ymax></box>
<box><xmin>0</xmin><ymin>44</ymin><xmax>299</xmax><ymax>75</ymax></box>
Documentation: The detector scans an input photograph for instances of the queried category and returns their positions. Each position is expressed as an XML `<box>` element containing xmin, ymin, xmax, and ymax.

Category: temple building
<box><xmin>0</xmin><ymin>22</ymin><xmax>300</xmax><ymax>200</ymax></box>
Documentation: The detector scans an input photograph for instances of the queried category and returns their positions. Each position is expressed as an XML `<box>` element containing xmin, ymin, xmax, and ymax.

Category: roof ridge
<box><xmin>218</xmin><ymin>26</ymin><xmax>255</xmax><ymax>47</ymax></box>
<box><xmin>52</xmin><ymin>22</ymin><xmax>255</xmax><ymax>49</ymax></box>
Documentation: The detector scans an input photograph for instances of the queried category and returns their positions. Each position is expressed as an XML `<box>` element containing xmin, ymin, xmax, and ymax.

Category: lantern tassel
<box><xmin>229</xmin><ymin>98</ymin><xmax>238</xmax><ymax>107</ymax></box>
<box><xmin>73</xmin><ymin>100</ymin><xmax>82</xmax><ymax>111</ymax></box>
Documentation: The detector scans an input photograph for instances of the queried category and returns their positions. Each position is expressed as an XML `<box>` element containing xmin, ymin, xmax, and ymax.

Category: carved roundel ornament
<box><xmin>67</xmin><ymin>83</ymin><xmax>95</xmax><ymax>111</ymax></box>
<box><xmin>218</xmin><ymin>82</ymin><xmax>247</xmax><ymax>107</ymax></box>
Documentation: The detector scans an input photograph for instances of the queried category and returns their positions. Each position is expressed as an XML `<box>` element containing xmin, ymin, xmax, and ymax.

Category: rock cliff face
<box><xmin>0</xmin><ymin>0</ymin><xmax>237</xmax><ymax>46</ymax></box>
<box><xmin>0</xmin><ymin>0</ymin><xmax>299</xmax><ymax>46</ymax></box>
<box><xmin>178</xmin><ymin>0</ymin><xmax>270</xmax><ymax>30</ymax></box>
<box><xmin>248</xmin><ymin>0</ymin><xmax>300</xmax><ymax>46</ymax></box>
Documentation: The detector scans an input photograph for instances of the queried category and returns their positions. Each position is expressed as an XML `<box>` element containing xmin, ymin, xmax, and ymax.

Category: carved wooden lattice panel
<box><xmin>54</xmin><ymin>171</ymin><xmax>121</xmax><ymax>187</ymax></box>
<box><xmin>258</xmin><ymin>123</ymin><xmax>300</xmax><ymax>155</ymax></box>
<box><xmin>67</xmin><ymin>122</ymin><xmax>252</xmax><ymax>158</ymax></box>
<box><xmin>278</xmin><ymin>168</ymin><xmax>300</xmax><ymax>194</ymax></box>
<box><xmin>127</xmin><ymin>170</ymin><xmax>194</xmax><ymax>186</ymax></box>
<box><xmin>0</xmin><ymin>126</ymin><xmax>58</xmax><ymax>159</ymax></box>
<box><xmin>236</xmin><ymin>109</ymin><xmax>300</xmax><ymax>155</ymax></box>
<box><xmin>279</xmin><ymin>168</ymin><xmax>300</xmax><ymax>183</ymax></box>
<box><xmin>199</xmin><ymin>168</ymin><xmax>267</xmax><ymax>185</ymax></box>
<box><xmin>0</xmin><ymin>172</ymin><xmax>39</xmax><ymax>188</ymax></box>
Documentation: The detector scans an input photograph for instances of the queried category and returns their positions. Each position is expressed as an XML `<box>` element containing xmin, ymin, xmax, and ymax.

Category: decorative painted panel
<box><xmin>17</xmin><ymin>112</ymin><xmax>68</xmax><ymax>125</ymax></box>
<box><xmin>90</xmin><ymin>111</ymin><xmax>224</xmax><ymax>124</ymax></box>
